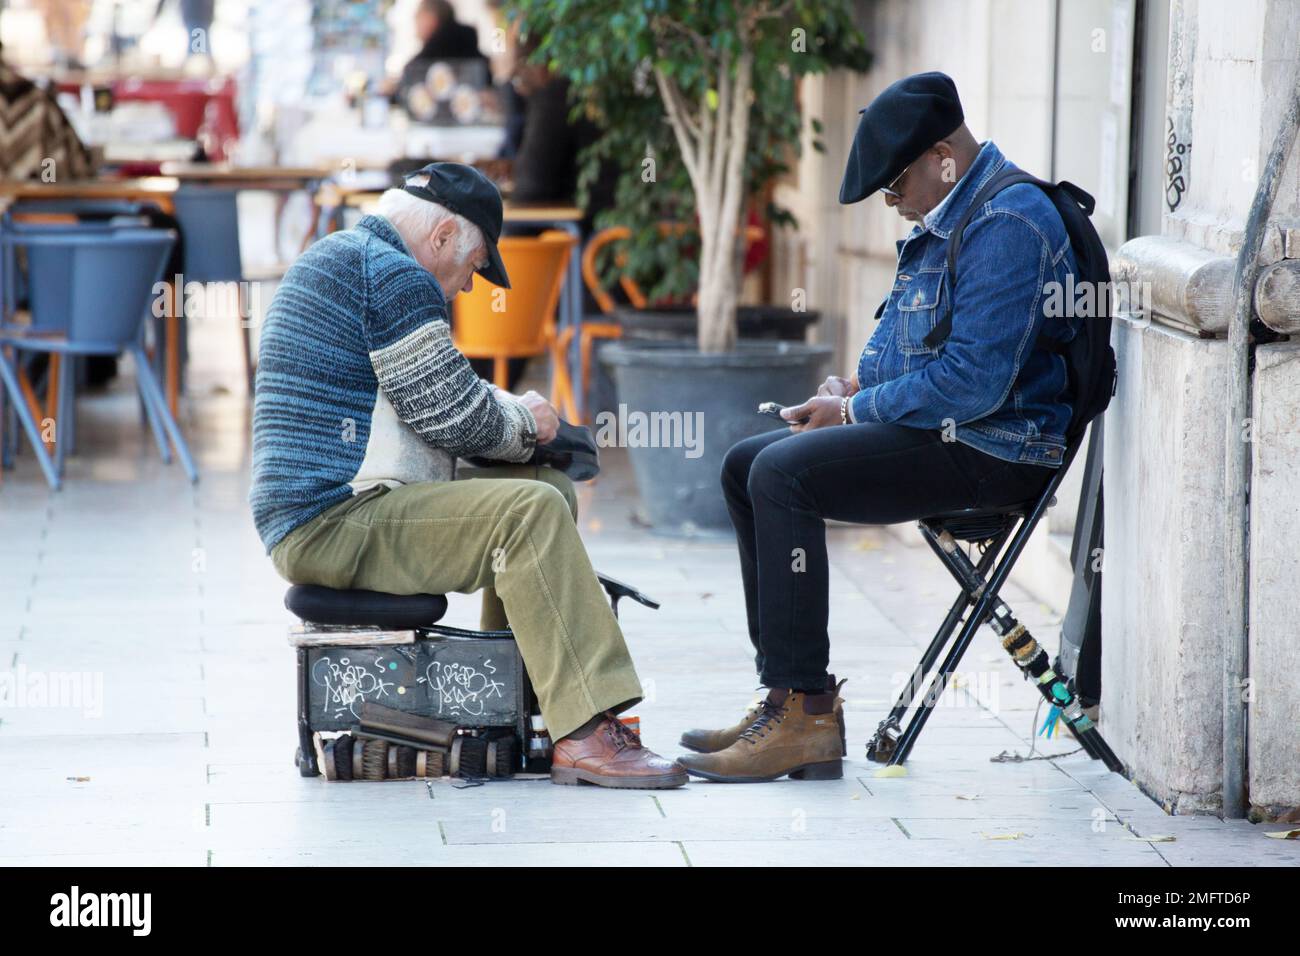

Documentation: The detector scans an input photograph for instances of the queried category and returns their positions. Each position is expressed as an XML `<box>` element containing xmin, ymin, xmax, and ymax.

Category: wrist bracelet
<box><xmin>840</xmin><ymin>396</ymin><xmax>850</xmax><ymax>425</ymax></box>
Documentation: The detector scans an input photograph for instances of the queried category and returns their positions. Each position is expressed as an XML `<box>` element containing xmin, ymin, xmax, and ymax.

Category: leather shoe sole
<box><xmin>680</xmin><ymin>758</ymin><xmax>843</xmax><ymax>784</ymax></box>
<box><xmin>550</xmin><ymin>765</ymin><xmax>688</xmax><ymax>789</ymax></box>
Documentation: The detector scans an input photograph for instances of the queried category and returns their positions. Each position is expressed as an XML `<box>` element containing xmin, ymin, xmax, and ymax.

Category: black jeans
<box><xmin>721</xmin><ymin>422</ymin><xmax>1055</xmax><ymax>689</ymax></box>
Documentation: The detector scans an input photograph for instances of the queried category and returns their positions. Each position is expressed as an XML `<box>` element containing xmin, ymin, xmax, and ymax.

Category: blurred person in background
<box><xmin>507</xmin><ymin>32</ymin><xmax>614</xmax><ymax>232</ymax></box>
<box><xmin>0</xmin><ymin>39</ymin><xmax>96</xmax><ymax>181</ymax></box>
<box><xmin>0</xmin><ymin>38</ymin><xmax>106</xmax><ymax>383</ymax></box>
<box><xmin>474</xmin><ymin>31</ymin><xmax>615</xmax><ymax>389</ymax></box>
<box><xmin>395</xmin><ymin>0</ymin><xmax>487</xmax><ymax>104</ymax></box>
<box><xmin>33</xmin><ymin>0</ymin><xmax>94</xmax><ymax>68</ymax></box>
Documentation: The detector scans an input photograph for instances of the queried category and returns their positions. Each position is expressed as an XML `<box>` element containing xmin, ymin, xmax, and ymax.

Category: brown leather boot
<box><xmin>679</xmin><ymin>699</ymin><xmax>764</xmax><ymax>753</ymax></box>
<box><xmin>681</xmin><ymin>676</ymin><xmax>848</xmax><ymax>756</ymax></box>
<box><xmin>677</xmin><ymin>688</ymin><xmax>843</xmax><ymax>783</ymax></box>
<box><xmin>551</xmin><ymin>714</ymin><xmax>687</xmax><ymax>789</ymax></box>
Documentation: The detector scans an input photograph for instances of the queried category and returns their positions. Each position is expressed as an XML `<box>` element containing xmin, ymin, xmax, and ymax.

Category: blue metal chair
<box><xmin>0</xmin><ymin>203</ymin><xmax>164</xmax><ymax>466</ymax></box>
<box><xmin>171</xmin><ymin>184</ymin><xmax>253</xmax><ymax>389</ymax></box>
<box><xmin>0</xmin><ymin>227</ymin><xmax>197</xmax><ymax>489</ymax></box>
<box><xmin>2</xmin><ymin>205</ymin><xmax>152</xmax><ymax>323</ymax></box>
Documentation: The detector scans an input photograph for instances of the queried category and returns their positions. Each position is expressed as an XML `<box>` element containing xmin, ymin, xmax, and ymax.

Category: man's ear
<box><xmin>430</xmin><ymin>218</ymin><xmax>457</xmax><ymax>253</ymax></box>
<box><xmin>932</xmin><ymin>141</ymin><xmax>959</xmax><ymax>184</ymax></box>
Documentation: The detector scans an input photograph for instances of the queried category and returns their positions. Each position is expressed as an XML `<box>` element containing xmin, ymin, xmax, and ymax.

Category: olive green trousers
<box><xmin>271</xmin><ymin>464</ymin><xmax>643</xmax><ymax>740</ymax></box>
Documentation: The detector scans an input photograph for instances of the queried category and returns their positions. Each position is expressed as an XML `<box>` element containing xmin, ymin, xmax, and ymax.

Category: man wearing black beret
<box><xmin>680</xmin><ymin>72</ymin><xmax>1080</xmax><ymax>783</ymax></box>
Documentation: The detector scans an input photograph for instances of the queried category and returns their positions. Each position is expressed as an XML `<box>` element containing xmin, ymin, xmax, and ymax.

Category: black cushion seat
<box><xmin>285</xmin><ymin>585</ymin><xmax>448</xmax><ymax>629</ymax></box>
<box><xmin>921</xmin><ymin>500</ymin><xmax>1041</xmax><ymax>543</ymax></box>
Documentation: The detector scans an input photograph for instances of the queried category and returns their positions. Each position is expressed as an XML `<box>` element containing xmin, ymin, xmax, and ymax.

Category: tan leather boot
<box><xmin>679</xmin><ymin>700</ymin><xmax>764</xmax><ymax>753</ymax></box>
<box><xmin>677</xmin><ymin>688</ymin><xmax>843</xmax><ymax>783</ymax></box>
<box><xmin>681</xmin><ymin>677</ymin><xmax>848</xmax><ymax>756</ymax></box>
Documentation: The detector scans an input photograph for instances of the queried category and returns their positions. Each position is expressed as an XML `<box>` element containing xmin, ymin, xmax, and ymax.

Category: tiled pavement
<box><xmin>1</xmin><ymin>332</ymin><xmax>1294</xmax><ymax>867</ymax></box>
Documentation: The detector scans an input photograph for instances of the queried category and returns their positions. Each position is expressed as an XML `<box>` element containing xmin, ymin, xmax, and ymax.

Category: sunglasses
<box><xmin>879</xmin><ymin>161</ymin><xmax>913</xmax><ymax>200</ymax></box>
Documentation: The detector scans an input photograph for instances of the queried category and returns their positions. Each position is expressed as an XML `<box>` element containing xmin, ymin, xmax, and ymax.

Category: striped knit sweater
<box><xmin>250</xmin><ymin>215</ymin><xmax>537</xmax><ymax>552</ymax></box>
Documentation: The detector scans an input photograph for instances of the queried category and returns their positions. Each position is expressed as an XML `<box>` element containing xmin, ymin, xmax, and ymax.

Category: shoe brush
<box><xmin>361</xmin><ymin>739</ymin><xmax>388</xmax><ymax>781</ymax></box>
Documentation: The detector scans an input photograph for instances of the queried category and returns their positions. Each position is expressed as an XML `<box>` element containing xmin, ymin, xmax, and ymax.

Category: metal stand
<box><xmin>865</xmin><ymin>438</ymin><xmax>1124</xmax><ymax>773</ymax></box>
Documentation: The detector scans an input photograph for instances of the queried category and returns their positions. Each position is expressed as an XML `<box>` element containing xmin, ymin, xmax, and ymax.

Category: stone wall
<box><xmin>1102</xmin><ymin>319</ymin><xmax>1230</xmax><ymax>813</ymax></box>
<box><xmin>1247</xmin><ymin>343</ymin><xmax>1300</xmax><ymax>811</ymax></box>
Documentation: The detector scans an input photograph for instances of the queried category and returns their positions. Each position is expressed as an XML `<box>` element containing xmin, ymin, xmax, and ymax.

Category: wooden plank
<box><xmin>0</xmin><ymin>177</ymin><xmax>180</xmax><ymax>199</ymax></box>
<box><xmin>287</xmin><ymin>625</ymin><xmax>417</xmax><ymax>648</ymax></box>
<box><xmin>504</xmin><ymin>203</ymin><xmax>582</xmax><ymax>222</ymax></box>
<box><xmin>159</xmin><ymin>162</ymin><xmax>330</xmax><ymax>183</ymax></box>
<box><xmin>0</xmin><ymin>178</ymin><xmax>179</xmax><ymax>214</ymax></box>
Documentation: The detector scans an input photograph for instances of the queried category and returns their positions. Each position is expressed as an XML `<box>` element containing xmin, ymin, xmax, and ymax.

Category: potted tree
<box><xmin>515</xmin><ymin>0</ymin><xmax>870</xmax><ymax>532</ymax></box>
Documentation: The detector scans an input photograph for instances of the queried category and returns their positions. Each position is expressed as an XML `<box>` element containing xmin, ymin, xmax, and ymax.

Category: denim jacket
<box><xmin>849</xmin><ymin>141</ymin><xmax>1077</xmax><ymax>468</ymax></box>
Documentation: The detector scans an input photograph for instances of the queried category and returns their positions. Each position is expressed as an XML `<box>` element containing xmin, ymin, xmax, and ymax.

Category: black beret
<box><xmin>838</xmin><ymin>71</ymin><xmax>965</xmax><ymax>205</ymax></box>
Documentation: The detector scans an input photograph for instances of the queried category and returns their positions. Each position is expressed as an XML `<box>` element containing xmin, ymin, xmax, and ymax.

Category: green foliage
<box><xmin>509</xmin><ymin>0</ymin><xmax>870</xmax><ymax>305</ymax></box>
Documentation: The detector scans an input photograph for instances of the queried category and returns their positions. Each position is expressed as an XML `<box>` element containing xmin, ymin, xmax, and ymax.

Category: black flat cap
<box><xmin>838</xmin><ymin>71</ymin><xmax>965</xmax><ymax>205</ymax></box>
<box><xmin>403</xmin><ymin>162</ymin><xmax>510</xmax><ymax>288</ymax></box>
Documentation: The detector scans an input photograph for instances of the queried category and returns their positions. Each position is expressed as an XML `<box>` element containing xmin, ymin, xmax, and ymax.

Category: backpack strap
<box><xmin>920</xmin><ymin>168</ymin><xmax>1054</xmax><ymax>351</ymax></box>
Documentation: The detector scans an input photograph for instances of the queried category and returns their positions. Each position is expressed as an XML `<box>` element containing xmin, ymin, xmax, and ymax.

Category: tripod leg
<box><xmin>1002</xmin><ymin>623</ymin><xmax>1124</xmax><ymax>772</ymax></box>
<box><xmin>932</xmin><ymin>529</ymin><xmax>1125</xmax><ymax>774</ymax></box>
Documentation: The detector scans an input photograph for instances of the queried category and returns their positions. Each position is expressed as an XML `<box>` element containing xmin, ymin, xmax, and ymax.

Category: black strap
<box><xmin>920</xmin><ymin>168</ymin><xmax>1058</xmax><ymax>352</ymax></box>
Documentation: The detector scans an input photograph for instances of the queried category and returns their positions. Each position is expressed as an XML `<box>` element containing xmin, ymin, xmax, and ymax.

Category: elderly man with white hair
<box><xmin>250</xmin><ymin>163</ymin><xmax>685</xmax><ymax>789</ymax></box>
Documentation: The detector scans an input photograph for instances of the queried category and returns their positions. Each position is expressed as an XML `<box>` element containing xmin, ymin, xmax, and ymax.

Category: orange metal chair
<box><xmin>452</xmin><ymin>230</ymin><xmax>578</xmax><ymax>419</ymax></box>
<box><xmin>565</xmin><ymin>227</ymin><xmax>635</xmax><ymax>424</ymax></box>
<box><xmin>570</xmin><ymin>223</ymin><xmax>766</xmax><ymax>423</ymax></box>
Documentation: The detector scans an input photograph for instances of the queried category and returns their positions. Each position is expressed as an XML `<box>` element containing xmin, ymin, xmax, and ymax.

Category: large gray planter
<box><xmin>613</xmin><ymin>304</ymin><xmax>821</xmax><ymax>343</ymax></box>
<box><xmin>587</xmin><ymin>305</ymin><xmax>820</xmax><ymax>424</ymax></box>
<box><xmin>601</xmin><ymin>340</ymin><xmax>833</xmax><ymax>534</ymax></box>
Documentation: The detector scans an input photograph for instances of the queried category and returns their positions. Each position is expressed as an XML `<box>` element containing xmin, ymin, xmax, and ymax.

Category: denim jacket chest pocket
<box><xmin>894</xmin><ymin>268</ymin><xmax>947</xmax><ymax>356</ymax></box>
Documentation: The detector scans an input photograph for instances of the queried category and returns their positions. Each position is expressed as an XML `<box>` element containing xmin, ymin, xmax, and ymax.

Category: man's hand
<box><xmin>782</xmin><ymin>396</ymin><xmax>845</xmax><ymax>433</ymax></box>
<box><xmin>816</xmin><ymin>374</ymin><xmax>860</xmax><ymax>398</ymax></box>
<box><xmin>518</xmin><ymin>390</ymin><xmax>559</xmax><ymax>444</ymax></box>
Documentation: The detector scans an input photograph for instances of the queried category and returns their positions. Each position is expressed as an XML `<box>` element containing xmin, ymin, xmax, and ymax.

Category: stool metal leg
<box><xmin>866</xmin><ymin>526</ymin><xmax>1011</xmax><ymax>763</ymax></box>
<box><xmin>925</xmin><ymin>529</ymin><xmax>1108</xmax><ymax>766</ymax></box>
<box><xmin>883</xmin><ymin>451</ymin><xmax>1095</xmax><ymax>767</ymax></box>
<box><xmin>928</xmin><ymin>527</ymin><xmax>1122</xmax><ymax>772</ymax></box>
<box><xmin>885</xmin><ymin>527</ymin><xmax>1020</xmax><ymax>767</ymax></box>
<box><xmin>887</xmin><ymin>514</ymin><xmax>1123</xmax><ymax>772</ymax></box>
<box><xmin>865</xmin><ymin>434</ymin><xmax>1124</xmax><ymax>773</ymax></box>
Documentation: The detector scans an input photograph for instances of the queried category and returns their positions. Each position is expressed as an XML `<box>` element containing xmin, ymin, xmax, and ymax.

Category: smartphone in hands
<box><xmin>758</xmin><ymin>402</ymin><xmax>809</xmax><ymax>426</ymax></box>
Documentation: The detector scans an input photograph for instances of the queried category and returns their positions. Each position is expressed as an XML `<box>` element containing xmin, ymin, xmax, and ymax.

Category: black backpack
<box><xmin>920</xmin><ymin>169</ymin><xmax>1117</xmax><ymax>440</ymax></box>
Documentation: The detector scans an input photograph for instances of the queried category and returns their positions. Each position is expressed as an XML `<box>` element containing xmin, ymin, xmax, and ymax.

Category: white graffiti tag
<box><xmin>423</xmin><ymin>659</ymin><xmax>506</xmax><ymax>718</ymax></box>
<box><xmin>312</xmin><ymin>656</ymin><xmax>395</xmax><ymax>719</ymax></box>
